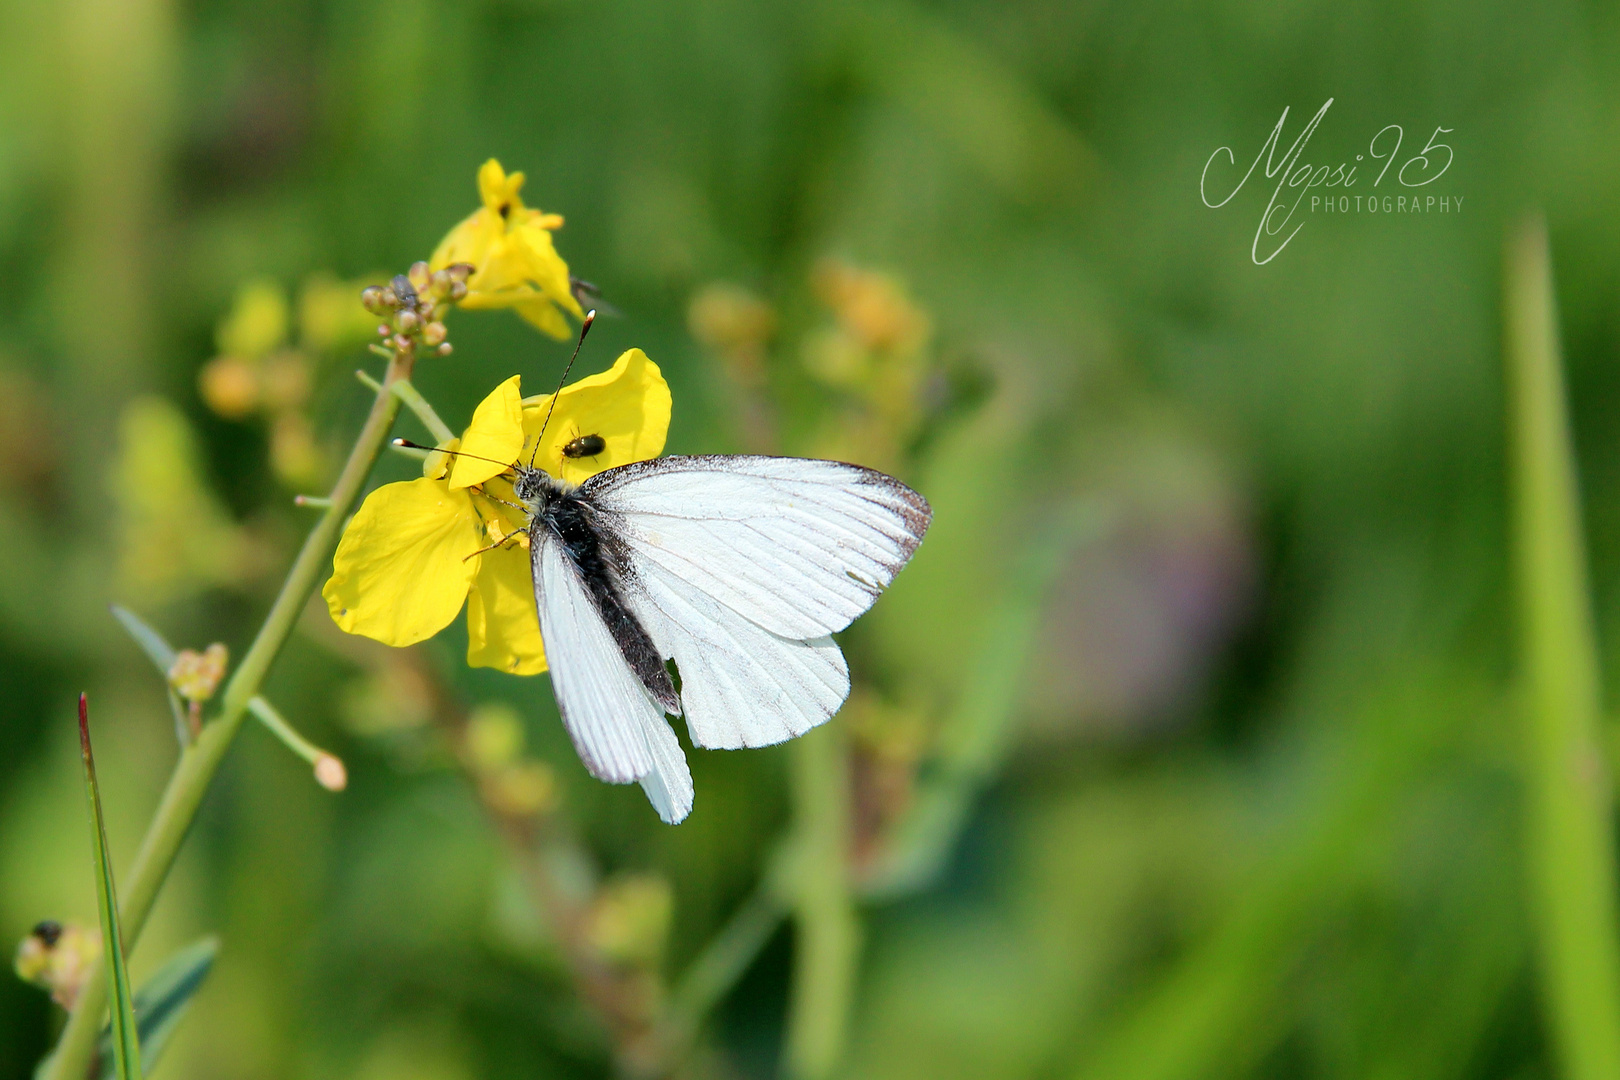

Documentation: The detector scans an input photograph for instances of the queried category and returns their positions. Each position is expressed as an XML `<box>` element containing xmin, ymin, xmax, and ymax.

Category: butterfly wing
<box><xmin>532</xmin><ymin>527</ymin><xmax>693</xmax><ymax>823</ymax></box>
<box><xmin>630</xmin><ymin>557</ymin><xmax>851</xmax><ymax>748</ymax></box>
<box><xmin>584</xmin><ymin>455</ymin><xmax>931</xmax><ymax>750</ymax></box>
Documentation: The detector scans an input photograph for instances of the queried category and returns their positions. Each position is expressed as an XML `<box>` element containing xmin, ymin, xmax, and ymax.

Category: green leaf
<box><xmin>96</xmin><ymin>937</ymin><xmax>220</xmax><ymax>1080</ymax></box>
<box><xmin>79</xmin><ymin>693</ymin><xmax>142</xmax><ymax>1080</ymax></box>
<box><xmin>110</xmin><ymin>606</ymin><xmax>178</xmax><ymax>673</ymax></box>
<box><xmin>110</xmin><ymin>607</ymin><xmax>192</xmax><ymax>747</ymax></box>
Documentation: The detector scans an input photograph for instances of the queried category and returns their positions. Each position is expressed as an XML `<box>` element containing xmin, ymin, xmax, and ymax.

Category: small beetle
<box><xmin>562</xmin><ymin>433</ymin><xmax>607</xmax><ymax>459</ymax></box>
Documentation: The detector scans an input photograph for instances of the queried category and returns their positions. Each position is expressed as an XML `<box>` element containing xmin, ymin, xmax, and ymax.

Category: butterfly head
<box><xmin>512</xmin><ymin>462</ymin><xmax>570</xmax><ymax>506</ymax></box>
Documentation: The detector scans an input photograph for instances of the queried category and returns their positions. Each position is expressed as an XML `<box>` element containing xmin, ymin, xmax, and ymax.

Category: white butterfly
<box><xmin>507</xmin><ymin>453</ymin><xmax>931</xmax><ymax>823</ymax></box>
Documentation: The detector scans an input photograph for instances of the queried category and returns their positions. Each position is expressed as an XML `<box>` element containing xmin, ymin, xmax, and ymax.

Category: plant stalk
<box><xmin>43</xmin><ymin>351</ymin><xmax>411</xmax><ymax>1080</ymax></box>
<box><xmin>784</xmin><ymin>724</ymin><xmax>860</xmax><ymax>1080</ymax></box>
<box><xmin>1506</xmin><ymin>213</ymin><xmax>1620</xmax><ymax>1080</ymax></box>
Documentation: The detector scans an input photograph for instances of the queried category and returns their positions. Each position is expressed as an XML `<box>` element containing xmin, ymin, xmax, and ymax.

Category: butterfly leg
<box><xmin>462</xmin><ymin>529</ymin><xmax>528</xmax><ymax>562</ymax></box>
<box><xmin>472</xmin><ymin>486</ymin><xmax>528</xmax><ymax>512</ymax></box>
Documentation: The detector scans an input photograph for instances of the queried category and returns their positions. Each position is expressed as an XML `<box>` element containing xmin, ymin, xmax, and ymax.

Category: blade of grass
<box><xmin>1505</xmin><ymin>213</ymin><xmax>1620</xmax><ymax>1080</ymax></box>
<box><xmin>79</xmin><ymin>693</ymin><xmax>142</xmax><ymax>1080</ymax></box>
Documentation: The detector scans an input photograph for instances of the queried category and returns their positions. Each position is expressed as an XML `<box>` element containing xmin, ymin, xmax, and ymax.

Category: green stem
<box><xmin>354</xmin><ymin>370</ymin><xmax>453</xmax><ymax>443</ymax></box>
<box><xmin>1506</xmin><ymin>213</ymin><xmax>1620</xmax><ymax>1080</ymax></box>
<box><xmin>44</xmin><ymin>352</ymin><xmax>410</xmax><ymax>1080</ymax></box>
<box><xmin>784</xmin><ymin>725</ymin><xmax>860</xmax><ymax>1080</ymax></box>
<box><xmin>388</xmin><ymin>379</ymin><xmax>455</xmax><ymax>443</ymax></box>
<box><xmin>663</xmin><ymin>877</ymin><xmax>791</xmax><ymax>1059</ymax></box>
<box><xmin>247</xmin><ymin>696</ymin><xmax>337</xmax><ymax>770</ymax></box>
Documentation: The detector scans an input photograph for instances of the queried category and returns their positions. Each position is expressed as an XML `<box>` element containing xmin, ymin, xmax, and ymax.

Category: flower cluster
<box><xmin>430</xmin><ymin>159</ymin><xmax>585</xmax><ymax>339</ymax></box>
<box><xmin>361</xmin><ymin>261</ymin><xmax>472</xmax><ymax>358</ymax></box>
<box><xmin>199</xmin><ymin>276</ymin><xmax>379</xmax><ymax>484</ymax></box>
<box><xmin>323</xmin><ymin>349</ymin><xmax>671</xmax><ymax>674</ymax></box>
<box><xmin>801</xmin><ymin>261</ymin><xmax>935</xmax><ymax>473</ymax></box>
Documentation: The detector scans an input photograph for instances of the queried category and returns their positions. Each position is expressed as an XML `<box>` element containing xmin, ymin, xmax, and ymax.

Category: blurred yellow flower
<box><xmin>13</xmin><ymin>920</ymin><xmax>100</xmax><ymax>1010</ymax></box>
<box><xmin>430</xmin><ymin>159</ymin><xmax>585</xmax><ymax>340</ymax></box>
<box><xmin>298</xmin><ymin>272</ymin><xmax>386</xmax><ymax>354</ymax></box>
<box><xmin>115</xmin><ymin>396</ymin><xmax>260</xmax><ymax>602</ymax></box>
<box><xmin>323</xmin><ymin>349</ymin><xmax>671</xmax><ymax>674</ymax></box>
<box><xmin>215</xmin><ymin>280</ymin><xmax>289</xmax><ymax>359</ymax></box>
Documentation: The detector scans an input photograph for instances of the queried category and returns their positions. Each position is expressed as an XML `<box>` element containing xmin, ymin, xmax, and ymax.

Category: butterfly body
<box><xmin>515</xmin><ymin>465</ymin><xmax>678</xmax><ymax>713</ymax></box>
<box><xmin>511</xmin><ymin>454</ymin><xmax>931</xmax><ymax>824</ymax></box>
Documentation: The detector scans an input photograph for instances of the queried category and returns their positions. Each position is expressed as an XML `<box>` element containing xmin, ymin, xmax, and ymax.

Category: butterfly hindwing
<box><xmin>627</xmin><ymin>555</ymin><xmax>851</xmax><ymax>749</ymax></box>
<box><xmin>531</xmin><ymin>528</ymin><xmax>694</xmax><ymax>823</ymax></box>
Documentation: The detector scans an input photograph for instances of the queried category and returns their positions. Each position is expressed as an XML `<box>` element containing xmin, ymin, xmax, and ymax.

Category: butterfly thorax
<box><xmin>513</xmin><ymin>463</ymin><xmax>680</xmax><ymax>715</ymax></box>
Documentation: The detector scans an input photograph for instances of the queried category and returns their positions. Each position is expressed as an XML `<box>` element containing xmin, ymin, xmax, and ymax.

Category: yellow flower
<box><xmin>430</xmin><ymin>159</ymin><xmax>585</xmax><ymax>339</ymax></box>
<box><xmin>323</xmin><ymin>349</ymin><xmax>671</xmax><ymax>674</ymax></box>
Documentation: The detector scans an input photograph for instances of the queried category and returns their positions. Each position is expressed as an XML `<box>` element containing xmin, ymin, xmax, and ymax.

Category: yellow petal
<box><xmin>423</xmin><ymin>437</ymin><xmax>459</xmax><ymax>480</ymax></box>
<box><xmin>430</xmin><ymin>207</ymin><xmax>500</xmax><ymax>272</ymax></box>
<box><xmin>450</xmin><ymin>375</ymin><xmax>525</xmax><ymax>489</ymax></box>
<box><xmin>514</xmin><ymin>221</ymin><xmax>585</xmax><ymax>318</ymax></box>
<box><xmin>323</xmin><ymin>478</ymin><xmax>484</xmax><ymax>646</ymax></box>
<box><xmin>466</xmin><ymin>540</ymin><xmax>548</xmax><ymax>674</ymax></box>
<box><xmin>514</xmin><ymin>296</ymin><xmax>572</xmax><ymax>340</ymax></box>
<box><xmin>523</xmin><ymin>348</ymin><xmax>671</xmax><ymax>485</ymax></box>
<box><xmin>465</xmin><ymin>232</ymin><xmax>538</xmax><ymax>297</ymax></box>
<box><xmin>478</xmin><ymin>158</ymin><xmax>525</xmax><ymax>215</ymax></box>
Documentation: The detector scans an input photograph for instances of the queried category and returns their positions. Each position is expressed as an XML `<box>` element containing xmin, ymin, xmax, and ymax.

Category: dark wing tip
<box><xmin>854</xmin><ymin>469</ymin><xmax>932</xmax><ymax>551</ymax></box>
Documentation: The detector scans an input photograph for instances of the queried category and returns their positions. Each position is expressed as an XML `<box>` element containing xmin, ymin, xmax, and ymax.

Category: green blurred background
<box><xmin>3</xmin><ymin>1</ymin><xmax>1619</xmax><ymax>1078</ymax></box>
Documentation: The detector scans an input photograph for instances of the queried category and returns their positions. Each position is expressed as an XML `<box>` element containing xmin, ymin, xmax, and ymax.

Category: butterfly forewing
<box><xmin>585</xmin><ymin>455</ymin><xmax>932</xmax><ymax>641</ymax></box>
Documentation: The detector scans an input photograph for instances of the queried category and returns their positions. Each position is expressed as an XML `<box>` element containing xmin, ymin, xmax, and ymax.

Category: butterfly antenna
<box><xmin>392</xmin><ymin>439</ymin><xmax>515</xmax><ymax>470</ymax></box>
<box><xmin>530</xmin><ymin>310</ymin><xmax>596</xmax><ymax>469</ymax></box>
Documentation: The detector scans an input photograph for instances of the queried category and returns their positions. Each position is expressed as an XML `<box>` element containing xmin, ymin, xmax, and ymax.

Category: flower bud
<box><xmin>169</xmin><ymin>643</ymin><xmax>228</xmax><ymax>703</ymax></box>
<box><xmin>483</xmin><ymin>761</ymin><xmax>556</xmax><ymax>817</ymax></box>
<box><xmin>449</xmin><ymin>281</ymin><xmax>468</xmax><ymax>301</ymax></box>
<box><xmin>270</xmin><ymin>412</ymin><xmax>323</xmax><ymax>485</ymax></box>
<box><xmin>216</xmin><ymin>281</ymin><xmax>289</xmax><ymax>360</ymax></box>
<box><xmin>378</xmin><ymin>286</ymin><xmax>398</xmax><ymax>309</ymax></box>
<box><xmin>360</xmin><ymin>285</ymin><xmax>388</xmax><ymax>315</ymax></box>
<box><xmin>14</xmin><ymin>921</ymin><xmax>100</xmax><ymax>1009</ymax></box>
<box><xmin>466</xmin><ymin>703</ymin><xmax>524</xmax><ymax>771</ymax></box>
<box><xmin>259</xmin><ymin>352</ymin><xmax>312</xmax><ymax>410</ymax></box>
<box><xmin>421</xmin><ymin>321</ymin><xmax>447</xmax><ymax>347</ymax></box>
<box><xmin>397</xmin><ymin>310</ymin><xmax>420</xmax><ymax>333</ymax></box>
<box><xmin>436</xmin><ymin>342</ymin><xmax>453</xmax><ymax>356</ymax></box>
<box><xmin>314</xmin><ymin>754</ymin><xmax>348</xmax><ymax>791</ymax></box>
<box><xmin>407</xmin><ymin>261</ymin><xmax>431</xmax><ymax>290</ymax></box>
